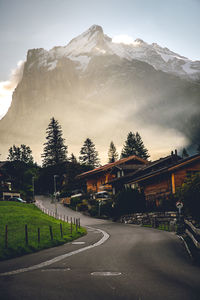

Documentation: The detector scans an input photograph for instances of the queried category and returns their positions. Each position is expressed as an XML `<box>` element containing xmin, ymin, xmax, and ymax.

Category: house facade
<box><xmin>77</xmin><ymin>155</ymin><xmax>148</xmax><ymax>194</ymax></box>
<box><xmin>108</xmin><ymin>152</ymin><xmax>200</xmax><ymax>208</ymax></box>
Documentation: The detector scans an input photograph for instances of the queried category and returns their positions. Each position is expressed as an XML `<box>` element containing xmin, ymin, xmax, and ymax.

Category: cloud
<box><xmin>0</xmin><ymin>61</ymin><xmax>24</xmax><ymax>119</ymax></box>
<box><xmin>112</xmin><ymin>34</ymin><xmax>135</xmax><ymax>45</ymax></box>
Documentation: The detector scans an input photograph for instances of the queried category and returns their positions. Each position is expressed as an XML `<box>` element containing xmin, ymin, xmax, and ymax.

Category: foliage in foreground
<box><xmin>0</xmin><ymin>202</ymin><xmax>86</xmax><ymax>260</ymax></box>
<box><xmin>113</xmin><ymin>188</ymin><xmax>146</xmax><ymax>218</ymax></box>
<box><xmin>175</xmin><ymin>172</ymin><xmax>200</xmax><ymax>221</ymax></box>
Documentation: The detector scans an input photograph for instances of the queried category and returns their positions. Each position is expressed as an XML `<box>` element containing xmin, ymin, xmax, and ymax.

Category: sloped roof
<box><xmin>77</xmin><ymin>155</ymin><xmax>148</xmax><ymax>179</ymax></box>
<box><xmin>127</xmin><ymin>153</ymin><xmax>200</xmax><ymax>184</ymax></box>
<box><xmin>107</xmin><ymin>154</ymin><xmax>179</xmax><ymax>184</ymax></box>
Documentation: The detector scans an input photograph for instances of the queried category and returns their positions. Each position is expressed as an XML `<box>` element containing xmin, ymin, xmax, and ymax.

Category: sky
<box><xmin>0</xmin><ymin>0</ymin><xmax>199</xmax><ymax>163</ymax></box>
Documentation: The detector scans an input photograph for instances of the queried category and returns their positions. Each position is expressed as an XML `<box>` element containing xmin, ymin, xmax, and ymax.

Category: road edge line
<box><xmin>0</xmin><ymin>227</ymin><xmax>109</xmax><ymax>276</ymax></box>
<box><xmin>178</xmin><ymin>235</ymin><xmax>193</xmax><ymax>259</ymax></box>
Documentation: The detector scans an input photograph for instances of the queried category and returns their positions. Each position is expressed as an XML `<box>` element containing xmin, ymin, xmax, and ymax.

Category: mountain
<box><xmin>0</xmin><ymin>25</ymin><xmax>200</xmax><ymax>163</ymax></box>
<box><xmin>24</xmin><ymin>24</ymin><xmax>200</xmax><ymax>80</ymax></box>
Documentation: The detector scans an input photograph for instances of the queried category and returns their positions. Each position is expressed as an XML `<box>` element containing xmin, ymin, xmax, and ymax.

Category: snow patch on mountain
<box><xmin>26</xmin><ymin>25</ymin><xmax>200</xmax><ymax>79</ymax></box>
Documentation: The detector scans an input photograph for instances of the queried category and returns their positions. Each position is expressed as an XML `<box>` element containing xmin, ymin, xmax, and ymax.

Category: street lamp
<box><xmin>98</xmin><ymin>200</ymin><xmax>102</xmax><ymax>217</ymax></box>
<box><xmin>32</xmin><ymin>177</ymin><xmax>35</xmax><ymax>202</ymax></box>
<box><xmin>54</xmin><ymin>175</ymin><xmax>58</xmax><ymax>217</ymax></box>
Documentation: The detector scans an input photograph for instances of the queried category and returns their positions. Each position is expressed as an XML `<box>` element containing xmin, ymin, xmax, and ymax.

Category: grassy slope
<box><xmin>0</xmin><ymin>201</ymin><xmax>86</xmax><ymax>260</ymax></box>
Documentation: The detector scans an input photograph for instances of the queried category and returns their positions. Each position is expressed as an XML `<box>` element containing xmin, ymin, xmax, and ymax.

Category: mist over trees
<box><xmin>182</xmin><ymin>148</ymin><xmax>189</xmax><ymax>158</ymax></box>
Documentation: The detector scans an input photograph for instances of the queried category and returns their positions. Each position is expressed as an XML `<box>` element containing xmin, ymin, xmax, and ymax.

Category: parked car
<box><xmin>8</xmin><ymin>197</ymin><xmax>26</xmax><ymax>203</ymax></box>
<box><xmin>94</xmin><ymin>191</ymin><xmax>111</xmax><ymax>200</ymax></box>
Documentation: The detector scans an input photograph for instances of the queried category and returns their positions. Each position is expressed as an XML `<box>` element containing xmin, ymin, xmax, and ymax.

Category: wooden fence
<box><xmin>3</xmin><ymin>218</ymin><xmax>81</xmax><ymax>249</ymax></box>
<box><xmin>184</xmin><ymin>219</ymin><xmax>200</xmax><ymax>250</ymax></box>
<box><xmin>2</xmin><ymin>200</ymin><xmax>81</xmax><ymax>249</ymax></box>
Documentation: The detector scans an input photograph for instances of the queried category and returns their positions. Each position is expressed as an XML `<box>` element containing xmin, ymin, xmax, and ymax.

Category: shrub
<box><xmin>113</xmin><ymin>188</ymin><xmax>146</xmax><ymax>218</ymax></box>
<box><xmin>70</xmin><ymin>196</ymin><xmax>82</xmax><ymax>209</ymax></box>
<box><xmin>174</xmin><ymin>172</ymin><xmax>200</xmax><ymax>221</ymax></box>
<box><xmin>89</xmin><ymin>205</ymin><xmax>98</xmax><ymax>217</ymax></box>
<box><xmin>77</xmin><ymin>203</ymin><xmax>88</xmax><ymax>211</ymax></box>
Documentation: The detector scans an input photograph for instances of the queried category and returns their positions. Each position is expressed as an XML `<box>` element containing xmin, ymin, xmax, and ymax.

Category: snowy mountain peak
<box><xmin>87</xmin><ymin>24</ymin><xmax>104</xmax><ymax>34</ymax></box>
<box><xmin>25</xmin><ymin>25</ymin><xmax>200</xmax><ymax>80</ymax></box>
<box><xmin>134</xmin><ymin>38</ymin><xmax>146</xmax><ymax>44</ymax></box>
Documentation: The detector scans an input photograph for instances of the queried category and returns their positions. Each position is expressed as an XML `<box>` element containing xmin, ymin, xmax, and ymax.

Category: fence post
<box><xmin>60</xmin><ymin>223</ymin><xmax>63</xmax><ymax>238</ymax></box>
<box><xmin>67</xmin><ymin>216</ymin><xmax>69</xmax><ymax>223</ymax></box>
<box><xmin>76</xmin><ymin>219</ymin><xmax>78</xmax><ymax>232</ymax></box>
<box><xmin>79</xmin><ymin>218</ymin><xmax>80</xmax><ymax>229</ymax></box>
<box><xmin>25</xmin><ymin>224</ymin><xmax>28</xmax><ymax>245</ymax></box>
<box><xmin>71</xmin><ymin>219</ymin><xmax>73</xmax><ymax>236</ymax></box>
<box><xmin>38</xmin><ymin>228</ymin><xmax>40</xmax><ymax>243</ymax></box>
<box><xmin>49</xmin><ymin>226</ymin><xmax>53</xmax><ymax>241</ymax></box>
<box><xmin>5</xmin><ymin>225</ymin><xmax>8</xmax><ymax>248</ymax></box>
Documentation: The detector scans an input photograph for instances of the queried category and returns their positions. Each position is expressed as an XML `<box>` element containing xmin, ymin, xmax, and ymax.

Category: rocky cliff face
<box><xmin>0</xmin><ymin>25</ymin><xmax>200</xmax><ymax>162</ymax></box>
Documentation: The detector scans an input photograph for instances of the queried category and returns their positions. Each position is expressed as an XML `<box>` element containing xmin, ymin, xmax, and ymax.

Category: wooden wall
<box><xmin>174</xmin><ymin>160</ymin><xmax>200</xmax><ymax>190</ymax></box>
<box><xmin>86</xmin><ymin>172</ymin><xmax>115</xmax><ymax>193</ymax></box>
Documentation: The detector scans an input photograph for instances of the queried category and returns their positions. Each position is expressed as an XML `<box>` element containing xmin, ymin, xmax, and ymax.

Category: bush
<box><xmin>70</xmin><ymin>196</ymin><xmax>82</xmax><ymax>209</ymax></box>
<box><xmin>175</xmin><ymin>172</ymin><xmax>200</xmax><ymax>221</ymax></box>
<box><xmin>100</xmin><ymin>200</ymin><xmax>113</xmax><ymax>217</ymax></box>
<box><xmin>77</xmin><ymin>202</ymin><xmax>88</xmax><ymax>211</ymax></box>
<box><xmin>113</xmin><ymin>188</ymin><xmax>146</xmax><ymax>218</ymax></box>
<box><xmin>89</xmin><ymin>205</ymin><xmax>99</xmax><ymax>217</ymax></box>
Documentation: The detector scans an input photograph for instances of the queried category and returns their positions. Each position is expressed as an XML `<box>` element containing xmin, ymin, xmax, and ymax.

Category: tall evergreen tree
<box><xmin>134</xmin><ymin>132</ymin><xmax>150</xmax><ymax>160</ymax></box>
<box><xmin>121</xmin><ymin>131</ymin><xmax>149</xmax><ymax>160</ymax></box>
<box><xmin>108</xmin><ymin>141</ymin><xmax>119</xmax><ymax>163</ymax></box>
<box><xmin>79</xmin><ymin>138</ymin><xmax>100</xmax><ymax>168</ymax></box>
<box><xmin>121</xmin><ymin>132</ymin><xmax>137</xmax><ymax>158</ymax></box>
<box><xmin>42</xmin><ymin>117</ymin><xmax>67</xmax><ymax>167</ymax></box>
<box><xmin>7</xmin><ymin>144</ymin><xmax>33</xmax><ymax>164</ymax></box>
<box><xmin>69</xmin><ymin>153</ymin><xmax>77</xmax><ymax>164</ymax></box>
<box><xmin>182</xmin><ymin>148</ymin><xmax>189</xmax><ymax>158</ymax></box>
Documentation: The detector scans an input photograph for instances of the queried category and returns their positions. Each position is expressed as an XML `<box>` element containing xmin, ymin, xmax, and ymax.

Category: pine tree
<box><xmin>108</xmin><ymin>141</ymin><xmax>119</xmax><ymax>163</ymax></box>
<box><xmin>42</xmin><ymin>117</ymin><xmax>67</xmax><ymax>167</ymax></box>
<box><xmin>134</xmin><ymin>132</ymin><xmax>150</xmax><ymax>160</ymax></box>
<box><xmin>79</xmin><ymin>138</ymin><xmax>100</xmax><ymax>168</ymax></box>
<box><xmin>182</xmin><ymin>148</ymin><xmax>189</xmax><ymax>158</ymax></box>
<box><xmin>7</xmin><ymin>144</ymin><xmax>33</xmax><ymax>164</ymax></box>
<box><xmin>121</xmin><ymin>132</ymin><xmax>137</xmax><ymax>158</ymax></box>
<box><xmin>121</xmin><ymin>131</ymin><xmax>149</xmax><ymax>160</ymax></box>
<box><xmin>69</xmin><ymin>153</ymin><xmax>77</xmax><ymax>164</ymax></box>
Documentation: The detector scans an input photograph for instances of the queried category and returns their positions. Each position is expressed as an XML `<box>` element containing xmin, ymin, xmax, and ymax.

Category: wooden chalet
<box><xmin>108</xmin><ymin>151</ymin><xmax>200</xmax><ymax>208</ymax></box>
<box><xmin>76</xmin><ymin>155</ymin><xmax>148</xmax><ymax>193</ymax></box>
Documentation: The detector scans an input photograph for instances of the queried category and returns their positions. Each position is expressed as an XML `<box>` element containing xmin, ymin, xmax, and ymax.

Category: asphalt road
<box><xmin>1</xmin><ymin>196</ymin><xmax>200</xmax><ymax>300</ymax></box>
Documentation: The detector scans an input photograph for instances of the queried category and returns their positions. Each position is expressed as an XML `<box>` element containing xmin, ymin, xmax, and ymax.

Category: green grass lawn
<box><xmin>0</xmin><ymin>201</ymin><xmax>87</xmax><ymax>260</ymax></box>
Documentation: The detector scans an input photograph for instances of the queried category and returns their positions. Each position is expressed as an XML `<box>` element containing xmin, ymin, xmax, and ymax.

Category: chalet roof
<box><xmin>111</xmin><ymin>164</ymin><xmax>144</xmax><ymax>171</ymax></box>
<box><xmin>77</xmin><ymin>155</ymin><xmax>148</xmax><ymax>179</ymax></box>
<box><xmin>107</xmin><ymin>153</ymin><xmax>180</xmax><ymax>185</ymax></box>
<box><xmin>127</xmin><ymin>153</ymin><xmax>200</xmax><ymax>185</ymax></box>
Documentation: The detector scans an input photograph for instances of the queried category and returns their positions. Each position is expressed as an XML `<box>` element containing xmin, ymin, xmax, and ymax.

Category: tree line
<box><xmin>2</xmin><ymin>117</ymin><xmax>200</xmax><ymax>203</ymax></box>
<box><xmin>7</xmin><ymin>117</ymin><xmax>150</xmax><ymax>168</ymax></box>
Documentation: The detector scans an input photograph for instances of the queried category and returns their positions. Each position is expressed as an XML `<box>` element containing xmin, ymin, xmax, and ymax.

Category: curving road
<box><xmin>1</xmin><ymin>196</ymin><xmax>200</xmax><ymax>300</ymax></box>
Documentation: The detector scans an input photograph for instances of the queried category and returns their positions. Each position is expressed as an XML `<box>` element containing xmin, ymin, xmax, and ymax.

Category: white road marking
<box><xmin>0</xmin><ymin>227</ymin><xmax>109</xmax><ymax>276</ymax></box>
<box><xmin>41</xmin><ymin>268</ymin><xmax>71</xmax><ymax>272</ymax></box>
<box><xmin>72</xmin><ymin>242</ymin><xmax>86</xmax><ymax>245</ymax></box>
<box><xmin>91</xmin><ymin>272</ymin><xmax>122</xmax><ymax>276</ymax></box>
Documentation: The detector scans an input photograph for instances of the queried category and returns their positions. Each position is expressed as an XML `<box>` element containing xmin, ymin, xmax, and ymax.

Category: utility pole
<box><xmin>32</xmin><ymin>177</ymin><xmax>35</xmax><ymax>202</ymax></box>
<box><xmin>54</xmin><ymin>175</ymin><xmax>58</xmax><ymax>217</ymax></box>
